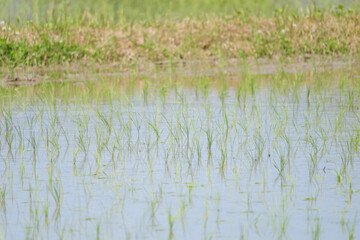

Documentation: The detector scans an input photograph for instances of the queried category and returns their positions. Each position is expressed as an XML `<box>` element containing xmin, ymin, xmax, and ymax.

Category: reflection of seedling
<box><xmin>0</xmin><ymin>186</ymin><xmax>6</xmax><ymax>212</ymax></box>
<box><xmin>168</xmin><ymin>208</ymin><xmax>177</xmax><ymax>239</ymax></box>
<box><xmin>50</xmin><ymin>181</ymin><xmax>63</xmax><ymax>216</ymax></box>
<box><xmin>312</xmin><ymin>217</ymin><xmax>321</xmax><ymax>240</ymax></box>
<box><xmin>273</xmin><ymin>153</ymin><xmax>286</xmax><ymax>182</ymax></box>
<box><xmin>348</xmin><ymin>214</ymin><xmax>357</xmax><ymax>240</ymax></box>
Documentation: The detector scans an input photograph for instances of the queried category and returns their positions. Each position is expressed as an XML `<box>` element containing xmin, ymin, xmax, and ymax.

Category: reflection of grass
<box><xmin>1</xmin><ymin>8</ymin><xmax>359</xmax><ymax>67</ymax></box>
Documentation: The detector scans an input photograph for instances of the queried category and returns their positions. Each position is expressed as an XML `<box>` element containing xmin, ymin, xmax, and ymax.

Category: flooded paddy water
<box><xmin>0</xmin><ymin>59</ymin><xmax>360</xmax><ymax>239</ymax></box>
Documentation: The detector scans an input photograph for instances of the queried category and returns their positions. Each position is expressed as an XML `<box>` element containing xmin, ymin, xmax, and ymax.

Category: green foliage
<box><xmin>0</xmin><ymin>38</ymin><xmax>87</xmax><ymax>66</ymax></box>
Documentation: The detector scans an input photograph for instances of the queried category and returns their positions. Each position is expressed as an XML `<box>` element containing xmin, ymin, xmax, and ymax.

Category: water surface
<box><xmin>0</xmin><ymin>62</ymin><xmax>359</xmax><ymax>239</ymax></box>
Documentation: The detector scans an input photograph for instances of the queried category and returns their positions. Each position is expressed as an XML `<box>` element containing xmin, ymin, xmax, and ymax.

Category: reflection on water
<box><xmin>0</xmin><ymin>65</ymin><xmax>360</xmax><ymax>239</ymax></box>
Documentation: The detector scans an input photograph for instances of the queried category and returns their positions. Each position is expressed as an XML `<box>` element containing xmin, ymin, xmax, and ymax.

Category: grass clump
<box><xmin>0</xmin><ymin>38</ymin><xmax>87</xmax><ymax>67</ymax></box>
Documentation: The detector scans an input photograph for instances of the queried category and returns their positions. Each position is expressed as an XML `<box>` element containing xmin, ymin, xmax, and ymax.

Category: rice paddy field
<box><xmin>1</xmin><ymin>0</ymin><xmax>360</xmax><ymax>239</ymax></box>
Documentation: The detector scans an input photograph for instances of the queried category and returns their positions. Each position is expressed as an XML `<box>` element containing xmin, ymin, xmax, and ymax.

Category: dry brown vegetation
<box><xmin>1</xmin><ymin>12</ymin><xmax>360</xmax><ymax>65</ymax></box>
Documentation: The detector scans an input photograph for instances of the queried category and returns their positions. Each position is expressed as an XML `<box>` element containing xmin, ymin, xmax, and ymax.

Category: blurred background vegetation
<box><xmin>2</xmin><ymin>0</ymin><xmax>359</xmax><ymax>23</ymax></box>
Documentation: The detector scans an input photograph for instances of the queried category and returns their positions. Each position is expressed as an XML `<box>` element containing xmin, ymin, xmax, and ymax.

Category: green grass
<box><xmin>0</xmin><ymin>38</ymin><xmax>87</xmax><ymax>67</ymax></box>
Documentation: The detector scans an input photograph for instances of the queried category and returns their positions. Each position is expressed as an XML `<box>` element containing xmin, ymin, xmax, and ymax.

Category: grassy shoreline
<box><xmin>1</xmin><ymin>10</ymin><xmax>359</xmax><ymax>68</ymax></box>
